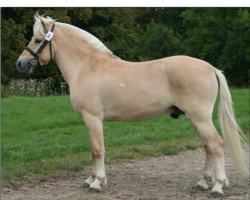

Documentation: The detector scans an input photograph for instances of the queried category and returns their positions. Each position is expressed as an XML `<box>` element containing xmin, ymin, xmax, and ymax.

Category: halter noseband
<box><xmin>25</xmin><ymin>22</ymin><xmax>55</xmax><ymax>66</ymax></box>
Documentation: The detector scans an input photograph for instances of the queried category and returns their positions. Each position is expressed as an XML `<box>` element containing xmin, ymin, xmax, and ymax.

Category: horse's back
<box><xmin>114</xmin><ymin>55</ymin><xmax>218</xmax><ymax>100</ymax></box>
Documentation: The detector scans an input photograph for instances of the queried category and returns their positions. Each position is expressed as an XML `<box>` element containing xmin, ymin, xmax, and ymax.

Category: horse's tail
<box><xmin>215</xmin><ymin>69</ymin><xmax>248</xmax><ymax>175</ymax></box>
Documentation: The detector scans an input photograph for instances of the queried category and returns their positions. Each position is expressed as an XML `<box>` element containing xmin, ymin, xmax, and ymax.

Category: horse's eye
<box><xmin>35</xmin><ymin>39</ymin><xmax>42</xmax><ymax>44</ymax></box>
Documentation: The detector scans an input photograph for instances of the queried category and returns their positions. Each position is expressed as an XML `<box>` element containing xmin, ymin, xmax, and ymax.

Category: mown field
<box><xmin>1</xmin><ymin>89</ymin><xmax>249</xmax><ymax>183</ymax></box>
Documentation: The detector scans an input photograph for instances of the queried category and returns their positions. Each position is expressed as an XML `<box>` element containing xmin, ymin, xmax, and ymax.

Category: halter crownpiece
<box><xmin>25</xmin><ymin>21</ymin><xmax>55</xmax><ymax>66</ymax></box>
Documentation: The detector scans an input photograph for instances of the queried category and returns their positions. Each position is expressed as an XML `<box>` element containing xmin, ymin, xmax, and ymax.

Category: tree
<box><xmin>135</xmin><ymin>20</ymin><xmax>181</xmax><ymax>61</ymax></box>
<box><xmin>136</xmin><ymin>8</ymin><xmax>186</xmax><ymax>35</ymax></box>
<box><xmin>1</xmin><ymin>18</ymin><xmax>27</xmax><ymax>83</ymax></box>
<box><xmin>219</xmin><ymin>9</ymin><xmax>250</xmax><ymax>86</ymax></box>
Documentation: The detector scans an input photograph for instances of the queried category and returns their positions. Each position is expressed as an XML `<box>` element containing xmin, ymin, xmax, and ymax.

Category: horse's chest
<box><xmin>70</xmin><ymin>94</ymin><xmax>84</xmax><ymax>115</ymax></box>
<box><xmin>70</xmin><ymin>91</ymin><xmax>101</xmax><ymax>116</ymax></box>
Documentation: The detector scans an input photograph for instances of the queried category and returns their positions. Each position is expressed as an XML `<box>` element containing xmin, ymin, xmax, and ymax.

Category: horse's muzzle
<box><xmin>16</xmin><ymin>58</ymin><xmax>34</xmax><ymax>74</ymax></box>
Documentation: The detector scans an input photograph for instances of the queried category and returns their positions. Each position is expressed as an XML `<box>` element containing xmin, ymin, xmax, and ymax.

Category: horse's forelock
<box><xmin>33</xmin><ymin>13</ymin><xmax>54</xmax><ymax>36</ymax></box>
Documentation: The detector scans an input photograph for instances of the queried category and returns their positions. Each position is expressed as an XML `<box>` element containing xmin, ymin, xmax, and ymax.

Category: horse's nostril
<box><xmin>17</xmin><ymin>61</ymin><xmax>22</xmax><ymax>67</ymax></box>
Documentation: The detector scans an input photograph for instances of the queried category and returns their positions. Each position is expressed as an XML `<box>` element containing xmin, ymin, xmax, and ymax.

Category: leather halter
<box><xmin>25</xmin><ymin>21</ymin><xmax>55</xmax><ymax>66</ymax></box>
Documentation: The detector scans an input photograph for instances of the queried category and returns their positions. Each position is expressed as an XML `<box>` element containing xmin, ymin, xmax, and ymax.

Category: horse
<box><xmin>16</xmin><ymin>14</ymin><xmax>248</xmax><ymax>197</ymax></box>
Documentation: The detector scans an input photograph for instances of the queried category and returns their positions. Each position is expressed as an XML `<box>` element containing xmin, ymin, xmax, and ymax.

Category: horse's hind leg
<box><xmin>188</xmin><ymin>112</ymin><xmax>228</xmax><ymax>196</ymax></box>
<box><xmin>196</xmin><ymin>149</ymin><xmax>214</xmax><ymax>190</ymax></box>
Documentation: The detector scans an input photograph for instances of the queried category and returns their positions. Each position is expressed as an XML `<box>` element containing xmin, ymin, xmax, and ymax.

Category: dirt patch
<box><xmin>2</xmin><ymin>148</ymin><xmax>249</xmax><ymax>200</ymax></box>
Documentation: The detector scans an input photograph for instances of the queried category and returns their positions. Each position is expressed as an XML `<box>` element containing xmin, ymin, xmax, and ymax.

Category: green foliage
<box><xmin>1</xmin><ymin>18</ymin><xmax>27</xmax><ymax>84</ymax></box>
<box><xmin>1</xmin><ymin>8</ymin><xmax>250</xmax><ymax>86</ymax></box>
<box><xmin>135</xmin><ymin>20</ymin><xmax>181</xmax><ymax>61</ymax></box>
<box><xmin>136</xmin><ymin>8</ymin><xmax>186</xmax><ymax>34</ymax></box>
<box><xmin>67</xmin><ymin>8</ymin><xmax>93</xmax><ymax>24</ymax></box>
<box><xmin>219</xmin><ymin>9</ymin><xmax>250</xmax><ymax>86</ymax></box>
<box><xmin>182</xmin><ymin>8</ymin><xmax>230</xmax><ymax>64</ymax></box>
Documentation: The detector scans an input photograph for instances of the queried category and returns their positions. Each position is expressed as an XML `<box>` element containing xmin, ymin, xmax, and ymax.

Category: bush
<box><xmin>1</xmin><ymin>78</ymin><xmax>69</xmax><ymax>97</ymax></box>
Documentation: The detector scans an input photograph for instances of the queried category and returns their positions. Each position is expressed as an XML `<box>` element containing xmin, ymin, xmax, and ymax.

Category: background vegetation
<box><xmin>2</xmin><ymin>8</ymin><xmax>250</xmax><ymax>90</ymax></box>
<box><xmin>2</xmin><ymin>89</ymin><xmax>249</xmax><ymax>182</ymax></box>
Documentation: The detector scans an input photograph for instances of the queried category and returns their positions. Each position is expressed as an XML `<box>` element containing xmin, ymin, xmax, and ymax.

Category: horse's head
<box><xmin>16</xmin><ymin>14</ymin><xmax>56</xmax><ymax>74</ymax></box>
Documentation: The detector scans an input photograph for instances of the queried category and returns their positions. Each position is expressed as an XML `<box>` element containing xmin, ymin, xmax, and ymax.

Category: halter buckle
<box><xmin>29</xmin><ymin>57</ymin><xmax>39</xmax><ymax>66</ymax></box>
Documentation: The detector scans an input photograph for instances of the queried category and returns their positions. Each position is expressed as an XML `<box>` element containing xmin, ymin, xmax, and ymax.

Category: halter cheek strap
<box><xmin>25</xmin><ymin>22</ymin><xmax>55</xmax><ymax>66</ymax></box>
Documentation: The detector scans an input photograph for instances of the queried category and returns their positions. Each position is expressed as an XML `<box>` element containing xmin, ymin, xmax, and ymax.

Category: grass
<box><xmin>1</xmin><ymin>89</ymin><xmax>249</xmax><ymax>183</ymax></box>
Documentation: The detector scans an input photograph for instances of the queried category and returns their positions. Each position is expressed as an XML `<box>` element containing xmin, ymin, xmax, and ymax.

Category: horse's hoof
<box><xmin>209</xmin><ymin>191</ymin><xmax>223</xmax><ymax>198</ymax></box>
<box><xmin>195</xmin><ymin>184</ymin><xmax>208</xmax><ymax>191</ymax></box>
<box><xmin>83</xmin><ymin>182</ymin><xmax>90</xmax><ymax>188</ymax></box>
<box><xmin>195</xmin><ymin>179</ymin><xmax>209</xmax><ymax>190</ymax></box>
<box><xmin>89</xmin><ymin>187</ymin><xmax>101</xmax><ymax>193</ymax></box>
<box><xmin>224</xmin><ymin>178</ymin><xmax>229</xmax><ymax>187</ymax></box>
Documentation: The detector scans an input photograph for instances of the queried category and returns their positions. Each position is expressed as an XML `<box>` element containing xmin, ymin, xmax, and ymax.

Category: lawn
<box><xmin>1</xmin><ymin>89</ymin><xmax>249</xmax><ymax>182</ymax></box>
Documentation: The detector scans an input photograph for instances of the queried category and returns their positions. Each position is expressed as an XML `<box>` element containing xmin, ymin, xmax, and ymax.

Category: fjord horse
<box><xmin>16</xmin><ymin>14</ymin><xmax>248</xmax><ymax>197</ymax></box>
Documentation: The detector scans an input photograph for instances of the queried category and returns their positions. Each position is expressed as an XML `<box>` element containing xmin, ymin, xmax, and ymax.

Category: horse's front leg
<box><xmin>82</xmin><ymin>111</ymin><xmax>106</xmax><ymax>192</ymax></box>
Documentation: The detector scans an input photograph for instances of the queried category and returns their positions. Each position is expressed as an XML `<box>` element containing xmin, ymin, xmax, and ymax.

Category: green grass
<box><xmin>1</xmin><ymin>89</ymin><xmax>249</xmax><ymax>182</ymax></box>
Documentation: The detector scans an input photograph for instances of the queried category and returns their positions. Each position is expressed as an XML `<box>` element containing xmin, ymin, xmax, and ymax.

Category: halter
<box><xmin>25</xmin><ymin>21</ymin><xmax>55</xmax><ymax>66</ymax></box>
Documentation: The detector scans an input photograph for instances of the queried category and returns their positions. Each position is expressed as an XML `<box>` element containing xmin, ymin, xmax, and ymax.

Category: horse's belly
<box><xmin>104</xmin><ymin>111</ymin><xmax>167</xmax><ymax>121</ymax></box>
<box><xmin>103</xmin><ymin>99</ymin><xmax>172</xmax><ymax>121</ymax></box>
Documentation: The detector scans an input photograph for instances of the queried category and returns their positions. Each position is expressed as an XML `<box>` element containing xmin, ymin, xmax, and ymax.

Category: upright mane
<box><xmin>33</xmin><ymin>14</ymin><xmax>113</xmax><ymax>56</ymax></box>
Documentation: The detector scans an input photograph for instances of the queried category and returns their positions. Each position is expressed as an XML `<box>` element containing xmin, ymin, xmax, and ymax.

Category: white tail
<box><xmin>215</xmin><ymin>69</ymin><xmax>248</xmax><ymax>175</ymax></box>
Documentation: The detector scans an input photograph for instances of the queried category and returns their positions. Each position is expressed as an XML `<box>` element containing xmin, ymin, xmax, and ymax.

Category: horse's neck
<box><xmin>54</xmin><ymin>26</ymin><xmax>109</xmax><ymax>85</ymax></box>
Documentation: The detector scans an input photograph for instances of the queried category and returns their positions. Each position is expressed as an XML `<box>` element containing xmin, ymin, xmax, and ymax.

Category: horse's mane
<box><xmin>33</xmin><ymin>14</ymin><xmax>113</xmax><ymax>56</ymax></box>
